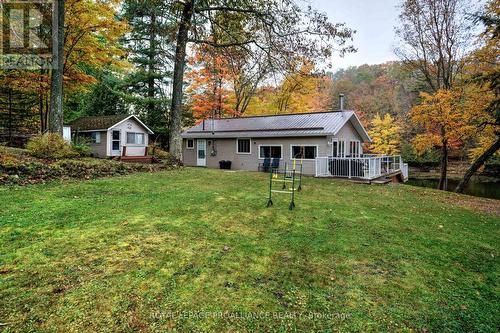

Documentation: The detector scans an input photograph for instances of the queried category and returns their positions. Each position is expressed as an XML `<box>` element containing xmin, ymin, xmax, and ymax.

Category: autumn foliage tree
<box><xmin>186</xmin><ymin>45</ymin><xmax>238</xmax><ymax>121</ymax></box>
<box><xmin>396</xmin><ymin>0</ymin><xmax>477</xmax><ymax>190</ymax></box>
<box><xmin>455</xmin><ymin>0</ymin><xmax>500</xmax><ymax>192</ymax></box>
<box><xmin>0</xmin><ymin>0</ymin><xmax>128</xmax><ymax>134</ymax></box>
<box><xmin>411</xmin><ymin>90</ymin><xmax>471</xmax><ymax>189</ymax></box>
<box><xmin>244</xmin><ymin>61</ymin><xmax>333</xmax><ymax>116</ymax></box>
<box><xmin>368</xmin><ymin>114</ymin><xmax>401</xmax><ymax>155</ymax></box>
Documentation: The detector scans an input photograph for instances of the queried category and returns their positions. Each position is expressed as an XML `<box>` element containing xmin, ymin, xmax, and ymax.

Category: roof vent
<box><xmin>339</xmin><ymin>94</ymin><xmax>345</xmax><ymax>111</ymax></box>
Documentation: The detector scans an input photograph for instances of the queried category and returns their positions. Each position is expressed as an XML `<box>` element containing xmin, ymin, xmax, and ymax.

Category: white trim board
<box><xmin>257</xmin><ymin>144</ymin><xmax>283</xmax><ymax>159</ymax></box>
<box><xmin>235</xmin><ymin>138</ymin><xmax>252</xmax><ymax>155</ymax></box>
<box><xmin>109</xmin><ymin>115</ymin><xmax>154</xmax><ymax>134</ymax></box>
<box><xmin>289</xmin><ymin>144</ymin><xmax>319</xmax><ymax>160</ymax></box>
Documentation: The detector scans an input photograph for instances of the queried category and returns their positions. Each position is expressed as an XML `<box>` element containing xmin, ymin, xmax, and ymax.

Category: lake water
<box><xmin>406</xmin><ymin>178</ymin><xmax>500</xmax><ymax>200</ymax></box>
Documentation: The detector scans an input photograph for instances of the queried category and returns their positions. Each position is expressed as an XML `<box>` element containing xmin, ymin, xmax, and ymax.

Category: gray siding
<box><xmin>76</xmin><ymin>131</ymin><xmax>107</xmax><ymax>158</ymax></box>
<box><xmin>183</xmin><ymin>137</ymin><xmax>330</xmax><ymax>175</ymax></box>
<box><xmin>182</xmin><ymin>116</ymin><xmax>367</xmax><ymax>175</ymax></box>
<box><xmin>91</xmin><ymin>131</ymin><xmax>108</xmax><ymax>157</ymax></box>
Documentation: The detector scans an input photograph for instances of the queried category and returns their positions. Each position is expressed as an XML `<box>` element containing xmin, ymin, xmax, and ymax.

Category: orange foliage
<box><xmin>186</xmin><ymin>45</ymin><xmax>239</xmax><ymax>121</ymax></box>
<box><xmin>410</xmin><ymin>87</ymin><xmax>493</xmax><ymax>154</ymax></box>
<box><xmin>245</xmin><ymin>61</ymin><xmax>333</xmax><ymax>116</ymax></box>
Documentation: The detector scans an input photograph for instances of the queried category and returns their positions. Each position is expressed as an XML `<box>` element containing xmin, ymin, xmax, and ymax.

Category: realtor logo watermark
<box><xmin>0</xmin><ymin>0</ymin><xmax>58</xmax><ymax>69</ymax></box>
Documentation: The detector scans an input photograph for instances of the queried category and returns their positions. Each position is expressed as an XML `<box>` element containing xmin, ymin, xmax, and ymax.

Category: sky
<box><xmin>312</xmin><ymin>0</ymin><xmax>401</xmax><ymax>70</ymax></box>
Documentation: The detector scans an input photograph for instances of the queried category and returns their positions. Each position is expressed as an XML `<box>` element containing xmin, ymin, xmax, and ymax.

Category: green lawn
<box><xmin>1</xmin><ymin>168</ymin><xmax>499</xmax><ymax>332</ymax></box>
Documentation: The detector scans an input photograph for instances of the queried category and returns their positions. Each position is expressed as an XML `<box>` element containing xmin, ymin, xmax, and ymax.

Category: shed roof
<box><xmin>67</xmin><ymin>115</ymin><xmax>154</xmax><ymax>134</ymax></box>
<box><xmin>181</xmin><ymin>111</ymin><xmax>371</xmax><ymax>142</ymax></box>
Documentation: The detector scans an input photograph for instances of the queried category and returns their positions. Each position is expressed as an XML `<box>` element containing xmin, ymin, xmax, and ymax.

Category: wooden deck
<box><xmin>315</xmin><ymin>155</ymin><xmax>409</xmax><ymax>182</ymax></box>
<box><xmin>119</xmin><ymin>146</ymin><xmax>153</xmax><ymax>163</ymax></box>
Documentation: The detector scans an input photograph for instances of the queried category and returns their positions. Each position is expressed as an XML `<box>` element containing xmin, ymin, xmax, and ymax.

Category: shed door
<box><xmin>111</xmin><ymin>130</ymin><xmax>121</xmax><ymax>156</ymax></box>
<box><xmin>197</xmin><ymin>139</ymin><xmax>206</xmax><ymax>166</ymax></box>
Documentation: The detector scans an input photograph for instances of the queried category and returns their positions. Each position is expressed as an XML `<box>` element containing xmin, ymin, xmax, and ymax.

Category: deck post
<box><xmin>348</xmin><ymin>158</ymin><xmax>351</xmax><ymax>178</ymax></box>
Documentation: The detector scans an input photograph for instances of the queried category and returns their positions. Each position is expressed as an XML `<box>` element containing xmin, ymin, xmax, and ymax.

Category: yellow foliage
<box><xmin>244</xmin><ymin>60</ymin><xmax>333</xmax><ymax>116</ymax></box>
<box><xmin>0</xmin><ymin>0</ymin><xmax>129</xmax><ymax>96</ymax></box>
<box><xmin>65</xmin><ymin>0</ymin><xmax>130</xmax><ymax>92</ymax></box>
<box><xmin>368</xmin><ymin>114</ymin><xmax>401</xmax><ymax>155</ymax></box>
<box><xmin>468</xmin><ymin>126</ymin><xmax>500</xmax><ymax>160</ymax></box>
<box><xmin>410</xmin><ymin>89</ymin><xmax>469</xmax><ymax>154</ymax></box>
<box><xmin>410</xmin><ymin>85</ymin><xmax>496</xmax><ymax>157</ymax></box>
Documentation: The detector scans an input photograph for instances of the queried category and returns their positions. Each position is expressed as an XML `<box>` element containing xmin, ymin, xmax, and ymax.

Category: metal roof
<box><xmin>67</xmin><ymin>115</ymin><xmax>154</xmax><ymax>134</ymax></box>
<box><xmin>181</xmin><ymin>111</ymin><xmax>371</xmax><ymax>142</ymax></box>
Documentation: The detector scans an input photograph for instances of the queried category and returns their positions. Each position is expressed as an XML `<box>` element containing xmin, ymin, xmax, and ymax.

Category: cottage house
<box><xmin>181</xmin><ymin>110</ymin><xmax>408</xmax><ymax>181</ymax></box>
<box><xmin>66</xmin><ymin>115</ymin><xmax>153</xmax><ymax>158</ymax></box>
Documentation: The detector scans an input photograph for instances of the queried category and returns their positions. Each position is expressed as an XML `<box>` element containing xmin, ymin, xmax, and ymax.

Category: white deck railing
<box><xmin>315</xmin><ymin>155</ymin><xmax>408</xmax><ymax>180</ymax></box>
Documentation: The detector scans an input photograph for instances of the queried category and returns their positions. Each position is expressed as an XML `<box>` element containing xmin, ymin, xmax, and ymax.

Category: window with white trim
<box><xmin>126</xmin><ymin>132</ymin><xmax>145</xmax><ymax>145</ymax></box>
<box><xmin>187</xmin><ymin>139</ymin><xmax>194</xmax><ymax>149</ymax></box>
<box><xmin>259</xmin><ymin>145</ymin><xmax>282</xmax><ymax>159</ymax></box>
<box><xmin>80</xmin><ymin>131</ymin><xmax>100</xmax><ymax>144</ymax></box>
<box><xmin>332</xmin><ymin>139</ymin><xmax>346</xmax><ymax>157</ymax></box>
<box><xmin>236</xmin><ymin>138</ymin><xmax>251</xmax><ymax>154</ymax></box>
<box><xmin>349</xmin><ymin>140</ymin><xmax>361</xmax><ymax>157</ymax></box>
<box><xmin>291</xmin><ymin>145</ymin><xmax>317</xmax><ymax>160</ymax></box>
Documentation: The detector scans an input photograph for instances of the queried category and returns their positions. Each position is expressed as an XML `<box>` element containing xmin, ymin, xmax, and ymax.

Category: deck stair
<box><xmin>370</xmin><ymin>177</ymin><xmax>391</xmax><ymax>184</ymax></box>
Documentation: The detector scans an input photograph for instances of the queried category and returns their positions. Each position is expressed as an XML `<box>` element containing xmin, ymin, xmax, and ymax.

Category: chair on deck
<box><xmin>271</xmin><ymin>158</ymin><xmax>280</xmax><ymax>170</ymax></box>
<box><xmin>258</xmin><ymin>157</ymin><xmax>271</xmax><ymax>172</ymax></box>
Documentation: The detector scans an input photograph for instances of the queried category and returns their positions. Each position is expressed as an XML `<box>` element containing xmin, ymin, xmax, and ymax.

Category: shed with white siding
<box><xmin>67</xmin><ymin>115</ymin><xmax>153</xmax><ymax>158</ymax></box>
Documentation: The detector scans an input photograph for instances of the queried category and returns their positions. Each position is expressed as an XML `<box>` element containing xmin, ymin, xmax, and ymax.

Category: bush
<box><xmin>401</xmin><ymin>144</ymin><xmax>440</xmax><ymax>168</ymax></box>
<box><xmin>71</xmin><ymin>142</ymin><xmax>92</xmax><ymax>157</ymax></box>
<box><xmin>27</xmin><ymin>134</ymin><xmax>79</xmax><ymax>159</ymax></box>
<box><xmin>147</xmin><ymin>144</ymin><xmax>169</xmax><ymax>158</ymax></box>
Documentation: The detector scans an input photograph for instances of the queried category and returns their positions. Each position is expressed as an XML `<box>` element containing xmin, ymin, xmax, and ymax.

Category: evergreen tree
<box><xmin>121</xmin><ymin>0</ymin><xmax>175</xmax><ymax>147</ymax></box>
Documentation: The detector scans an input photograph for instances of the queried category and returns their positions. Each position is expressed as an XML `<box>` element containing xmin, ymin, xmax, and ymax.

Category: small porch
<box><xmin>315</xmin><ymin>155</ymin><xmax>409</xmax><ymax>182</ymax></box>
<box><xmin>119</xmin><ymin>146</ymin><xmax>153</xmax><ymax>163</ymax></box>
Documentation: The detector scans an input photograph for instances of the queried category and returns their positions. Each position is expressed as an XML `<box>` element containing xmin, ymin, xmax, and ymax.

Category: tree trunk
<box><xmin>48</xmin><ymin>0</ymin><xmax>65</xmax><ymax>135</ymax></box>
<box><xmin>168</xmin><ymin>0</ymin><xmax>194</xmax><ymax>159</ymax></box>
<box><xmin>39</xmin><ymin>69</ymin><xmax>45</xmax><ymax>133</ymax></box>
<box><xmin>438</xmin><ymin>126</ymin><xmax>448</xmax><ymax>190</ymax></box>
<box><xmin>8</xmin><ymin>89</ymin><xmax>13</xmax><ymax>144</ymax></box>
<box><xmin>147</xmin><ymin>12</ymin><xmax>156</xmax><ymax>117</ymax></box>
<box><xmin>455</xmin><ymin>135</ymin><xmax>500</xmax><ymax>193</ymax></box>
<box><xmin>438</xmin><ymin>144</ymin><xmax>448</xmax><ymax>190</ymax></box>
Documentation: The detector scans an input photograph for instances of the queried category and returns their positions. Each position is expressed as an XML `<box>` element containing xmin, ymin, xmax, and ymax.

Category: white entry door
<box><xmin>197</xmin><ymin>139</ymin><xmax>206</xmax><ymax>166</ymax></box>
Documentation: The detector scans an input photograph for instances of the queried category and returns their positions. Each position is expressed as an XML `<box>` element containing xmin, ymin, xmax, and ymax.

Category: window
<box><xmin>349</xmin><ymin>140</ymin><xmax>361</xmax><ymax>157</ymax></box>
<box><xmin>291</xmin><ymin>145</ymin><xmax>317</xmax><ymax>160</ymax></box>
<box><xmin>332</xmin><ymin>139</ymin><xmax>346</xmax><ymax>157</ymax></box>
<box><xmin>91</xmin><ymin>132</ymin><xmax>100</xmax><ymax>144</ymax></box>
<box><xmin>259</xmin><ymin>145</ymin><xmax>282</xmax><ymax>159</ymax></box>
<box><xmin>187</xmin><ymin>139</ymin><xmax>194</xmax><ymax>149</ymax></box>
<box><xmin>236</xmin><ymin>138</ymin><xmax>251</xmax><ymax>154</ymax></box>
<box><xmin>79</xmin><ymin>131</ymin><xmax>100</xmax><ymax>144</ymax></box>
<box><xmin>332</xmin><ymin>140</ymin><xmax>338</xmax><ymax>157</ymax></box>
<box><xmin>112</xmin><ymin>131</ymin><xmax>120</xmax><ymax>151</ymax></box>
<box><xmin>126</xmin><ymin>132</ymin><xmax>145</xmax><ymax>145</ymax></box>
